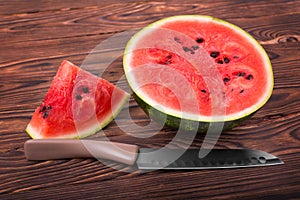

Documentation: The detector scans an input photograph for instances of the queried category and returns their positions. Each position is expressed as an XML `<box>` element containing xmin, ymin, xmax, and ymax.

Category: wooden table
<box><xmin>1</xmin><ymin>0</ymin><xmax>299</xmax><ymax>199</ymax></box>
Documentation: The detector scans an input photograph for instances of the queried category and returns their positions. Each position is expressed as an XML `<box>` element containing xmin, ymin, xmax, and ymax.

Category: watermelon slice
<box><xmin>26</xmin><ymin>60</ymin><xmax>130</xmax><ymax>139</ymax></box>
<box><xmin>123</xmin><ymin>15</ymin><xmax>273</xmax><ymax>132</ymax></box>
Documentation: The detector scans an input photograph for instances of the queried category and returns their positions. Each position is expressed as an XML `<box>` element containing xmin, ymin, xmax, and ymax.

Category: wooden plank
<box><xmin>0</xmin><ymin>0</ymin><xmax>299</xmax><ymax>199</ymax></box>
<box><xmin>0</xmin><ymin>154</ymin><xmax>299</xmax><ymax>199</ymax></box>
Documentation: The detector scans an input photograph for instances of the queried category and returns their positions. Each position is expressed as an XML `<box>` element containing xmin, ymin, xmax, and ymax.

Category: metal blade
<box><xmin>136</xmin><ymin>148</ymin><xmax>284</xmax><ymax>170</ymax></box>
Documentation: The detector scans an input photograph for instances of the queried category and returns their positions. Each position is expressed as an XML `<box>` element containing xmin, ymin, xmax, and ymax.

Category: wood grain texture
<box><xmin>1</xmin><ymin>0</ymin><xmax>300</xmax><ymax>199</ymax></box>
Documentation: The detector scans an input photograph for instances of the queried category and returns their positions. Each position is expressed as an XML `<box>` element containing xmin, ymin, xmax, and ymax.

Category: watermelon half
<box><xmin>26</xmin><ymin>60</ymin><xmax>130</xmax><ymax>139</ymax></box>
<box><xmin>123</xmin><ymin>15</ymin><xmax>273</xmax><ymax>132</ymax></box>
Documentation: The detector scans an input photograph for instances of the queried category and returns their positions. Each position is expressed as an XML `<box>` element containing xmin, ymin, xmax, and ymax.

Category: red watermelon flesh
<box><xmin>124</xmin><ymin>15</ymin><xmax>273</xmax><ymax>122</ymax></box>
<box><xmin>26</xmin><ymin>60</ymin><xmax>130</xmax><ymax>139</ymax></box>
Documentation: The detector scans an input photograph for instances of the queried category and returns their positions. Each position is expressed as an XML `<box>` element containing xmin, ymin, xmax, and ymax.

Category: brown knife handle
<box><xmin>24</xmin><ymin>139</ymin><xmax>139</xmax><ymax>165</ymax></box>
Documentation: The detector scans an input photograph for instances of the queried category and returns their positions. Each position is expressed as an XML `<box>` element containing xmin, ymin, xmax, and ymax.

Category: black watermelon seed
<box><xmin>183</xmin><ymin>46</ymin><xmax>190</xmax><ymax>52</ymax></box>
<box><xmin>240</xmin><ymin>89</ymin><xmax>244</xmax><ymax>93</ymax></box>
<box><xmin>40</xmin><ymin>105</ymin><xmax>47</xmax><ymax>113</ymax></box>
<box><xmin>246</xmin><ymin>74</ymin><xmax>254</xmax><ymax>80</ymax></box>
<box><xmin>192</xmin><ymin>46</ymin><xmax>199</xmax><ymax>50</ymax></box>
<box><xmin>223</xmin><ymin>77</ymin><xmax>230</xmax><ymax>83</ymax></box>
<box><xmin>83</xmin><ymin>87</ymin><xmax>89</xmax><ymax>93</ymax></box>
<box><xmin>159</xmin><ymin>54</ymin><xmax>173</xmax><ymax>65</ymax></box>
<box><xmin>43</xmin><ymin>110</ymin><xmax>49</xmax><ymax>119</ymax></box>
<box><xmin>237</xmin><ymin>72</ymin><xmax>246</xmax><ymax>77</ymax></box>
<box><xmin>224</xmin><ymin>57</ymin><xmax>230</xmax><ymax>63</ymax></box>
<box><xmin>76</xmin><ymin>94</ymin><xmax>82</xmax><ymax>100</ymax></box>
<box><xmin>166</xmin><ymin>54</ymin><xmax>172</xmax><ymax>59</ymax></box>
<box><xmin>210</xmin><ymin>51</ymin><xmax>220</xmax><ymax>58</ymax></box>
<box><xmin>217</xmin><ymin>59</ymin><xmax>224</xmax><ymax>64</ymax></box>
<box><xmin>182</xmin><ymin>47</ymin><xmax>195</xmax><ymax>54</ymax></box>
<box><xmin>201</xmin><ymin>89</ymin><xmax>206</xmax><ymax>93</ymax></box>
<box><xmin>174</xmin><ymin>37</ymin><xmax>181</xmax><ymax>43</ymax></box>
<box><xmin>196</xmin><ymin>38</ymin><xmax>204</xmax><ymax>43</ymax></box>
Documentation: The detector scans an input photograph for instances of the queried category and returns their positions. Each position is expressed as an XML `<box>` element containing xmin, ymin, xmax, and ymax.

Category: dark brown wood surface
<box><xmin>1</xmin><ymin>0</ymin><xmax>299</xmax><ymax>199</ymax></box>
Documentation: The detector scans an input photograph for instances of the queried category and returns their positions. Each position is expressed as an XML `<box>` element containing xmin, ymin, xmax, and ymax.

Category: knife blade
<box><xmin>137</xmin><ymin>148</ymin><xmax>283</xmax><ymax>169</ymax></box>
<box><xmin>24</xmin><ymin>139</ymin><xmax>283</xmax><ymax>169</ymax></box>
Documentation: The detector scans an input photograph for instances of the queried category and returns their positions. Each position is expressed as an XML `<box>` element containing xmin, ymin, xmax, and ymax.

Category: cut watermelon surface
<box><xmin>123</xmin><ymin>15</ymin><xmax>273</xmax><ymax>131</ymax></box>
<box><xmin>26</xmin><ymin>60</ymin><xmax>130</xmax><ymax>139</ymax></box>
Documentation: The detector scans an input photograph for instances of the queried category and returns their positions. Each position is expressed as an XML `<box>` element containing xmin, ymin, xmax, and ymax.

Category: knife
<box><xmin>24</xmin><ymin>139</ymin><xmax>283</xmax><ymax>169</ymax></box>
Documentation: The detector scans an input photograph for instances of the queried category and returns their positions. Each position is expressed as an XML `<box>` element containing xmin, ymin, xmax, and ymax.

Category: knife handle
<box><xmin>24</xmin><ymin>139</ymin><xmax>139</xmax><ymax>165</ymax></box>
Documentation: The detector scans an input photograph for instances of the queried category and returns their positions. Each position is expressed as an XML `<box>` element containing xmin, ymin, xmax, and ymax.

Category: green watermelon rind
<box><xmin>123</xmin><ymin>15</ymin><xmax>273</xmax><ymax>131</ymax></box>
<box><xmin>133</xmin><ymin>93</ymin><xmax>254</xmax><ymax>133</ymax></box>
